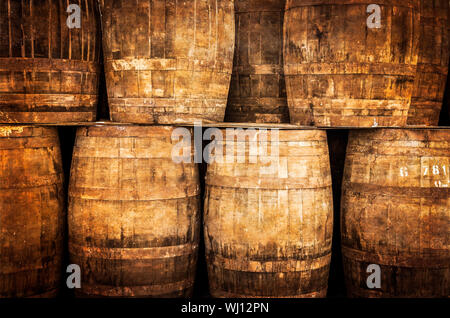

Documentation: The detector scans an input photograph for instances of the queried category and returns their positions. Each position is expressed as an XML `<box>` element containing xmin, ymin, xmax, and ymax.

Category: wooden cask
<box><xmin>205</xmin><ymin>129</ymin><xmax>333</xmax><ymax>297</ymax></box>
<box><xmin>284</xmin><ymin>0</ymin><xmax>420</xmax><ymax>127</ymax></box>
<box><xmin>225</xmin><ymin>0</ymin><xmax>290</xmax><ymax>124</ymax></box>
<box><xmin>100</xmin><ymin>0</ymin><xmax>235</xmax><ymax>124</ymax></box>
<box><xmin>407</xmin><ymin>0</ymin><xmax>449</xmax><ymax>126</ymax></box>
<box><xmin>0</xmin><ymin>126</ymin><xmax>64</xmax><ymax>298</ymax></box>
<box><xmin>0</xmin><ymin>0</ymin><xmax>101</xmax><ymax>123</ymax></box>
<box><xmin>342</xmin><ymin>129</ymin><xmax>450</xmax><ymax>297</ymax></box>
<box><xmin>68</xmin><ymin>125</ymin><xmax>200</xmax><ymax>297</ymax></box>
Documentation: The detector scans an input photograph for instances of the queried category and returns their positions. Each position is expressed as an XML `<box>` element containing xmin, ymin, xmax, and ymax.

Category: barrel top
<box><xmin>349</xmin><ymin>128</ymin><xmax>450</xmax><ymax>142</ymax></box>
<box><xmin>215</xmin><ymin>128</ymin><xmax>327</xmax><ymax>142</ymax></box>
<box><xmin>76</xmin><ymin>125</ymin><xmax>185</xmax><ymax>138</ymax></box>
<box><xmin>0</xmin><ymin>126</ymin><xmax>57</xmax><ymax>138</ymax></box>
<box><xmin>235</xmin><ymin>0</ymin><xmax>285</xmax><ymax>13</ymax></box>
<box><xmin>286</xmin><ymin>0</ymin><xmax>420</xmax><ymax>10</ymax></box>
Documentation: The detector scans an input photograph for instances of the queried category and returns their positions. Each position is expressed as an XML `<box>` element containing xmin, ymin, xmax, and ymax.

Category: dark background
<box><xmin>56</xmin><ymin>63</ymin><xmax>450</xmax><ymax>298</ymax></box>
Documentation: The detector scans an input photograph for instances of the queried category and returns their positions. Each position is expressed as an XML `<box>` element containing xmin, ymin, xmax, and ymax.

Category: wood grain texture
<box><xmin>204</xmin><ymin>130</ymin><xmax>333</xmax><ymax>297</ymax></box>
<box><xmin>0</xmin><ymin>0</ymin><xmax>101</xmax><ymax>123</ymax></box>
<box><xmin>225</xmin><ymin>0</ymin><xmax>290</xmax><ymax>124</ymax></box>
<box><xmin>100</xmin><ymin>0</ymin><xmax>235</xmax><ymax>124</ymax></box>
<box><xmin>284</xmin><ymin>0</ymin><xmax>420</xmax><ymax>127</ymax></box>
<box><xmin>342</xmin><ymin>129</ymin><xmax>450</xmax><ymax>298</ymax></box>
<box><xmin>68</xmin><ymin>125</ymin><xmax>200</xmax><ymax>298</ymax></box>
<box><xmin>0</xmin><ymin>126</ymin><xmax>64</xmax><ymax>298</ymax></box>
<box><xmin>407</xmin><ymin>0</ymin><xmax>449</xmax><ymax>126</ymax></box>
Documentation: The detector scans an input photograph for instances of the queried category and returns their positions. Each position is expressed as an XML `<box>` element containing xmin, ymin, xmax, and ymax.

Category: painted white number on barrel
<box><xmin>67</xmin><ymin>4</ymin><xmax>81</xmax><ymax>29</ymax></box>
<box><xmin>367</xmin><ymin>4</ymin><xmax>381</xmax><ymax>29</ymax></box>
<box><xmin>423</xmin><ymin>165</ymin><xmax>449</xmax><ymax>176</ymax></box>
<box><xmin>400</xmin><ymin>167</ymin><xmax>408</xmax><ymax>177</ymax></box>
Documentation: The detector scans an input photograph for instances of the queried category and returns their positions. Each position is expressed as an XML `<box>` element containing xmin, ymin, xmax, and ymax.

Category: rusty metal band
<box><xmin>207</xmin><ymin>253</ymin><xmax>331</xmax><ymax>273</ymax></box>
<box><xmin>69</xmin><ymin>243</ymin><xmax>198</xmax><ymax>260</ymax></box>
<box><xmin>344</xmin><ymin>183</ymin><xmax>450</xmax><ymax>197</ymax></box>
<box><xmin>286</xmin><ymin>0</ymin><xmax>419</xmax><ymax>10</ymax></box>
<box><xmin>342</xmin><ymin>246</ymin><xmax>450</xmax><ymax>268</ymax></box>
<box><xmin>285</xmin><ymin>63</ymin><xmax>416</xmax><ymax>76</ymax></box>
<box><xmin>105</xmin><ymin>58</ymin><xmax>232</xmax><ymax>73</ymax></box>
<box><xmin>0</xmin><ymin>58</ymin><xmax>99</xmax><ymax>73</ymax></box>
<box><xmin>68</xmin><ymin>186</ymin><xmax>200</xmax><ymax>201</ymax></box>
<box><xmin>78</xmin><ymin>281</ymin><xmax>194</xmax><ymax>297</ymax></box>
<box><xmin>206</xmin><ymin>176</ymin><xmax>332</xmax><ymax>189</ymax></box>
<box><xmin>211</xmin><ymin>289</ymin><xmax>328</xmax><ymax>298</ymax></box>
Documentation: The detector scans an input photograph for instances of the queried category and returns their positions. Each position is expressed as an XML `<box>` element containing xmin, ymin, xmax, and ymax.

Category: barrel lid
<box><xmin>0</xmin><ymin>125</ymin><xmax>57</xmax><ymax>138</ymax></box>
<box><xmin>349</xmin><ymin>128</ymin><xmax>450</xmax><ymax>142</ymax></box>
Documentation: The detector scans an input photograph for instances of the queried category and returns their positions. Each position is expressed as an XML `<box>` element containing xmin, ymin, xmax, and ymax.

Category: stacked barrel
<box><xmin>68</xmin><ymin>0</ymin><xmax>235</xmax><ymax>298</ymax></box>
<box><xmin>0</xmin><ymin>0</ymin><xmax>448</xmax><ymax>299</ymax></box>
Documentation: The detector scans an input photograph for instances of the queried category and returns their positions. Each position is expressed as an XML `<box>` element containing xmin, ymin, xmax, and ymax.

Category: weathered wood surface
<box><xmin>0</xmin><ymin>0</ymin><xmax>101</xmax><ymax>123</ymax></box>
<box><xmin>100</xmin><ymin>0</ymin><xmax>235</xmax><ymax>124</ymax></box>
<box><xmin>204</xmin><ymin>130</ymin><xmax>333</xmax><ymax>297</ymax></box>
<box><xmin>225</xmin><ymin>0</ymin><xmax>290</xmax><ymax>124</ymax></box>
<box><xmin>407</xmin><ymin>0</ymin><xmax>449</xmax><ymax>126</ymax></box>
<box><xmin>342</xmin><ymin>129</ymin><xmax>450</xmax><ymax>297</ymax></box>
<box><xmin>0</xmin><ymin>126</ymin><xmax>64</xmax><ymax>298</ymax></box>
<box><xmin>284</xmin><ymin>0</ymin><xmax>420</xmax><ymax>127</ymax></box>
<box><xmin>68</xmin><ymin>125</ymin><xmax>200</xmax><ymax>297</ymax></box>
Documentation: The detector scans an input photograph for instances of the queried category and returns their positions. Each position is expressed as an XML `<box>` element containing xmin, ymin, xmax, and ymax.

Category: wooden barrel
<box><xmin>100</xmin><ymin>0</ymin><xmax>235</xmax><ymax>124</ymax></box>
<box><xmin>407</xmin><ymin>0</ymin><xmax>449</xmax><ymax>126</ymax></box>
<box><xmin>342</xmin><ymin>129</ymin><xmax>450</xmax><ymax>298</ymax></box>
<box><xmin>225</xmin><ymin>0</ymin><xmax>290</xmax><ymax>124</ymax></box>
<box><xmin>0</xmin><ymin>126</ymin><xmax>64</xmax><ymax>298</ymax></box>
<box><xmin>0</xmin><ymin>0</ymin><xmax>101</xmax><ymax>123</ymax></box>
<box><xmin>284</xmin><ymin>0</ymin><xmax>420</xmax><ymax>127</ymax></box>
<box><xmin>68</xmin><ymin>125</ymin><xmax>200</xmax><ymax>297</ymax></box>
<box><xmin>204</xmin><ymin>129</ymin><xmax>333</xmax><ymax>297</ymax></box>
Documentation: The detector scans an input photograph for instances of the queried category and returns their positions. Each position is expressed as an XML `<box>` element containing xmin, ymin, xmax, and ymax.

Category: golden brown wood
<box><xmin>284</xmin><ymin>0</ymin><xmax>420</xmax><ymax>127</ymax></box>
<box><xmin>342</xmin><ymin>129</ymin><xmax>450</xmax><ymax>298</ymax></box>
<box><xmin>204</xmin><ymin>130</ymin><xmax>333</xmax><ymax>297</ymax></box>
<box><xmin>100</xmin><ymin>0</ymin><xmax>235</xmax><ymax>124</ymax></box>
<box><xmin>407</xmin><ymin>0</ymin><xmax>449</xmax><ymax>126</ymax></box>
<box><xmin>0</xmin><ymin>126</ymin><xmax>64</xmax><ymax>298</ymax></box>
<box><xmin>0</xmin><ymin>0</ymin><xmax>101</xmax><ymax>123</ymax></box>
<box><xmin>225</xmin><ymin>0</ymin><xmax>290</xmax><ymax>124</ymax></box>
<box><xmin>68</xmin><ymin>125</ymin><xmax>200</xmax><ymax>297</ymax></box>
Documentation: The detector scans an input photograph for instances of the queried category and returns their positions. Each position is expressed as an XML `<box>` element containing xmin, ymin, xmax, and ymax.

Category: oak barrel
<box><xmin>100</xmin><ymin>0</ymin><xmax>235</xmax><ymax>124</ymax></box>
<box><xmin>204</xmin><ymin>129</ymin><xmax>333</xmax><ymax>297</ymax></box>
<box><xmin>407</xmin><ymin>0</ymin><xmax>449</xmax><ymax>126</ymax></box>
<box><xmin>284</xmin><ymin>0</ymin><xmax>420</xmax><ymax>127</ymax></box>
<box><xmin>0</xmin><ymin>126</ymin><xmax>64</xmax><ymax>298</ymax></box>
<box><xmin>225</xmin><ymin>0</ymin><xmax>290</xmax><ymax>124</ymax></box>
<box><xmin>68</xmin><ymin>125</ymin><xmax>200</xmax><ymax>297</ymax></box>
<box><xmin>342</xmin><ymin>129</ymin><xmax>450</xmax><ymax>297</ymax></box>
<box><xmin>0</xmin><ymin>0</ymin><xmax>101</xmax><ymax>123</ymax></box>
